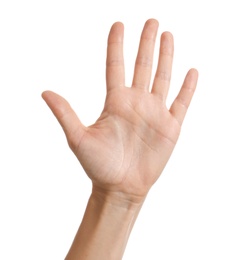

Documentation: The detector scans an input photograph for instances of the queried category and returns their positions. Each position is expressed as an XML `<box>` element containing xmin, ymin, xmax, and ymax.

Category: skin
<box><xmin>42</xmin><ymin>19</ymin><xmax>198</xmax><ymax>259</ymax></box>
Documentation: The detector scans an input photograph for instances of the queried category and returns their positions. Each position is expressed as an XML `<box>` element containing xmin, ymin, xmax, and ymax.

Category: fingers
<box><xmin>132</xmin><ymin>19</ymin><xmax>159</xmax><ymax>91</ymax></box>
<box><xmin>42</xmin><ymin>91</ymin><xmax>86</xmax><ymax>149</ymax></box>
<box><xmin>106</xmin><ymin>22</ymin><xmax>125</xmax><ymax>91</ymax></box>
<box><xmin>169</xmin><ymin>69</ymin><xmax>198</xmax><ymax>125</ymax></box>
<box><xmin>151</xmin><ymin>32</ymin><xmax>174</xmax><ymax>99</ymax></box>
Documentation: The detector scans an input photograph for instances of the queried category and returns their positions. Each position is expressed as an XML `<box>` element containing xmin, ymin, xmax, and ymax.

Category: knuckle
<box><xmin>106</xmin><ymin>58</ymin><xmax>124</xmax><ymax>67</ymax></box>
<box><xmin>176</xmin><ymin>95</ymin><xmax>189</xmax><ymax>109</ymax></box>
<box><xmin>135</xmin><ymin>55</ymin><xmax>152</xmax><ymax>68</ymax></box>
<box><xmin>155</xmin><ymin>70</ymin><xmax>171</xmax><ymax>82</ymax></box>
<box><xmin>160</xmin><ymin>44</ymin><xmax>173</xmax><ymax>57</ymax></box>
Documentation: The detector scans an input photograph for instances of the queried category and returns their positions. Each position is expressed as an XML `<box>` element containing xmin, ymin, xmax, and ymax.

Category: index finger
<box><xmin>106</xmin><ymin>22</ymin><xmax>125</xmax><ymax>91</ymax></box>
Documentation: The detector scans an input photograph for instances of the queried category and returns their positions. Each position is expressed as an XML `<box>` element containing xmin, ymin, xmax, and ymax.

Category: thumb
<box><xmin>42</xmin><ymin>90</ymin><xmax>86</xmax><ymax>149</ymax></box>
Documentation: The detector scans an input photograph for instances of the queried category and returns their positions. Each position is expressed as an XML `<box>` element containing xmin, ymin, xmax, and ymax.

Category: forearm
<box><xmin>65</xmin><ymin>186</ymin><xmax>145</xmax><ymax>260</ymax></box>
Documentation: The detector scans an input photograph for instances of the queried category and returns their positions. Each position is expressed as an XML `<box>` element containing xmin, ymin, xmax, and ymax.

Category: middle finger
<box><xmin>132</xmin><ymin>19</ymin><xmax>159</xmax><ymax>91</ymax></box>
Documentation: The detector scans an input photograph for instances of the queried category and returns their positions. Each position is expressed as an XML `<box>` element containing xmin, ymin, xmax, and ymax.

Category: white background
<box><xmin>0</xmin><ymin>0</ymin><xmax>240</xmax><ymax>259</ymax></box>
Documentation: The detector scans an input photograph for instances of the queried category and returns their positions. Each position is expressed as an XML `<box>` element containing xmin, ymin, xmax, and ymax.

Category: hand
<box><xmin>42</xmin><ymin>19</ymin><xmax>198</xmax><ymax>203</ymax></box>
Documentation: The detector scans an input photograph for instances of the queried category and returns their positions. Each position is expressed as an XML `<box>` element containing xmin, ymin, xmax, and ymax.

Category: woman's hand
<box><xmin>42</xmin><ymin>19</ymin><xmax>198</xmax><ymax>203</ymax></box>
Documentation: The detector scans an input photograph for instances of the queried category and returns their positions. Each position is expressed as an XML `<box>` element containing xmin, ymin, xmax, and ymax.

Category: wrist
<box><xmin>91</xmin><ymin>185</ymin><xmax>146</xmax><ymax>211</ymax></box>
<box><xmin>65</xmin><ymin>185</ymin><xmax>145</xmax><ymax>259</ymax></box>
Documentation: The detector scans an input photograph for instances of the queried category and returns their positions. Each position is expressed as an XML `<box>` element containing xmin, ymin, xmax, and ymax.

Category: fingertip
<box><xmin>108</xmin><ymin>22</ymin><xmax>124</xmax><ymax>44</ymax></box>
<box><xmin>41</xmin><ymin>91</ymin><xmax>50</xmax><ymax>103</ymax></box>
<box><xmin>186</xmin><ymin>68</ymin><xmax>199</xmax><ymax>85</ymax></box>
<box><xmin>41</xmin><ymin>90</ymin><xmax>50</xmax><ymax>100</ymax></box>
<box><xmin>41</xmin><ymin>91</ymin><xmax>68</xmax><ymax>115</ymax></box>
<box><xmin>144</xmin><ymin>18</ymin><xmax>159</xmax><ymax>34</ymax></box>
<box><xmin>189</xmin><ymin>68</ymin><xmax>198</xmax><ymax>76</ymax></box>
<box><xmin>112</xmin><ymin>21</ymin><xmax>124</xmax><ymax>27</ymax></box>
<box><xmin>110</xmin><ymin>21</ymin><xmax>124</xmax><ymax>33</ymax></box>
<box><xmin>41</xmin><ymin>90</ymin><xmax>57</xmax><ymax>103</ymax></box>
<box><xmin>161</xmin><ymin>31</ymin><xmax>174</xmax><ymax>42</ymax></box>
<box><xmin>146</xmin><ymin>18</ymin><xmax>159</xmax><ymax>27</ymax></box>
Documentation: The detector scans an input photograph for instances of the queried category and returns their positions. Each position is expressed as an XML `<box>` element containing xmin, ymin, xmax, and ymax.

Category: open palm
<box><xmin>42</xmin><ymin>19</ymin><xmax>198</xmax><ymax>199</ymax></box>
